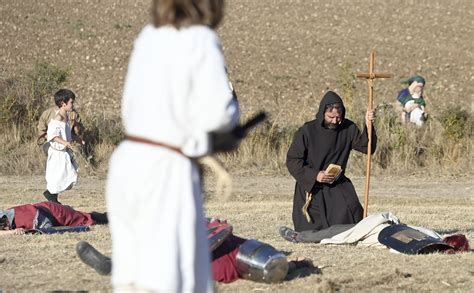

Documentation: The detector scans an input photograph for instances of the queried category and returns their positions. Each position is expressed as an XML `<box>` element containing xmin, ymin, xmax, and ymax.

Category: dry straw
<box><xmin>0</xmin><ymin>62</ymin><xmax>472</xmax><ymax>176</ymax></box>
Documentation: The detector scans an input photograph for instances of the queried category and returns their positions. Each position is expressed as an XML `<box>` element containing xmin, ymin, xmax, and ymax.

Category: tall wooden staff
<box><xmin>356</xmin><ymin>52</ymin><xmax>392</xmax><ymax>218</ymax></box>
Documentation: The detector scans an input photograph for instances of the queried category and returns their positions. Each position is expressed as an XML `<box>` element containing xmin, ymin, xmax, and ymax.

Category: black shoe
<box><xmin>90</xmin><ymin>212</ymin><xmax>108</xmax><ymax>225</ymax></box>
<box><xmin>76</xmin><ymin>241</ymin><xmax>112</xmax><ymax>276</ymax></box>
<box><xmin>43</xmin><ymin>190</ymin><xmax>61</xmax><ymax>205</ymax></box>
<box><xmin>288</xmin><ymin>258</ymin><xmax>314</xmax><ymax>272</ymax></box>
<box><xmin>279</xmin><ymin>226</ymin><xmax>300</xmax><ymax>243</ymax></box>
<box><xmin>286</xmin><ymin>258</ymin><xmax>320</xmax><ymax>281</ymax></box>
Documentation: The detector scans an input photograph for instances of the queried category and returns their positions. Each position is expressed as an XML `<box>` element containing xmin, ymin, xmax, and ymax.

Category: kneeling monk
<box><xmin>287</xmin><ymin>91</ymin><xmax>376</xmax><ymax>232</ymax></box>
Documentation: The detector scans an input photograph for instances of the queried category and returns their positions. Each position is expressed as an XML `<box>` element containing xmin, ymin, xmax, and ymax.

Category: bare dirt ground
<box><xmin>0</xmin><ymin>174</ymin><xmax>473</xmax><ymax>292</ymax></box>
<box><xmin>1</xmin><ymin>0</ymin><xmax>473</xmax><ymax>124</ymax></box>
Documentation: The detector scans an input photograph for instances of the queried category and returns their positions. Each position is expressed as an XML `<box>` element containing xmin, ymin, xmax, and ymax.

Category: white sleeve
<box><xmin>187</xmin><ymin>32</ymin><xmax>239</xmax><ymax>133</ymax></box>
<box><xmin>46</xmin><ymin>121</ymin><xmax>62</xmax><ymax>142</ymax></box>
<box><xmin>180</xmin><ymin>31</ymin><xmax>240</xmax><ymax>157</ymax></box>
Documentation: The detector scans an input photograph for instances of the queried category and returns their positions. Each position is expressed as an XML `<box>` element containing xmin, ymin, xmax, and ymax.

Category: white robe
<box><xmin>107</xmin><ymin>25</ymin><xmax>239</xmax><ymax>292</ymax></box>
<box><xmin>45</xmin><ymin>118</ymin><xmax>78</xmax><ymax>194</ymax></box>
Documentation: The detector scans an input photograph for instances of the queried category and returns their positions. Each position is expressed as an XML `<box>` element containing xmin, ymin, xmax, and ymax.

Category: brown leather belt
<box><xmin>124</xmin><ymin>135</ymin><xmax>184</xmax><ymax>156</ymax></box>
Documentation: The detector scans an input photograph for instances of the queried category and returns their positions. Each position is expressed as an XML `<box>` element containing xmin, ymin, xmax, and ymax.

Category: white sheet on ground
<box><xmin>319</xmin><ymin>212</ymin><xmax>442</xmax><ymax>249</ymax></box>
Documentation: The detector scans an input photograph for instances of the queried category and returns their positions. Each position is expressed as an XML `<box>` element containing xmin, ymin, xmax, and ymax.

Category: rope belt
<box><xmin>125</xmin><ymin>135</ymin><xmax>234</xmax><ymax>200</ymax></box>
<box><xmin>302</xmin><ymin>191</ymin><xmax>313</xmax><ymax>223</ymax></box>
<box><xmin>124</xmin><ymin>135</ymin><xmax>184</xmax><ymax>156</ymax></box>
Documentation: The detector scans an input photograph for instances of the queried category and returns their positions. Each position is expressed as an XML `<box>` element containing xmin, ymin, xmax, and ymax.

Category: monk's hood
<box><xmin>315</xmin><ymin>91</ymin><xmax>346</xmax><ymax>125</ymax></box>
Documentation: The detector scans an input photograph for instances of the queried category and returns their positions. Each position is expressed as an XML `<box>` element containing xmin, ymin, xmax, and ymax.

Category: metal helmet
<box><xmin>235</xmin><ymin>239</ymin><xmax>289</xmax><ymax>283</ymax></box>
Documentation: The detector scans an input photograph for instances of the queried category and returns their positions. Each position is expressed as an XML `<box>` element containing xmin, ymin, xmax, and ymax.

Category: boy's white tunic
<box><xmin>106</xmin><ymin>25</ymin><xmax>239</xmax><ymax>292</ymax></box>
<box><xmin>45</xmin><ymin>118</ymin><xmax>78</xmax><ymax>193</ymax></box>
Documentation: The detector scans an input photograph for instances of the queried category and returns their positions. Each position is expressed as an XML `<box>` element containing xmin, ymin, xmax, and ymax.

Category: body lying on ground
<box><xmin>77</xmin><ymin>218</ymin><xmax>314</xmax><ymax>284</ymax></box>
<box><xmin>0</xmin><ymin>201</ymin><xmax>108</xmax><ymax>236</ymax></box>
<box><xmin>279</xmin><ymin>212</ymin><xmax>470</xmax><ymax>254</ymax></box>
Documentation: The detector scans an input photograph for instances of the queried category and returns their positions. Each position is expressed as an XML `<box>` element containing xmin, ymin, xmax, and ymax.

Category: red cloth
<box><xmin>443</xmin><ymin>234</ymin><xmax>470</xmax><ymax>252</ymax></box>
<box><xmin>12</xmin><ymin>202</ymin><xmax>95</xmax><ymax>229</ymax></box>
<box><xmin>211</xmin><ymin>235</ymin><xmax>246</xmax><ymax>283</ymax></box>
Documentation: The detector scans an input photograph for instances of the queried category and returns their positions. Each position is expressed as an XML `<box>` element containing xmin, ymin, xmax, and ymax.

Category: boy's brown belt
<box><xmin>124</xmin><ymin>135</ymin><xmax>184</xmax><ymax>156</ymax></box>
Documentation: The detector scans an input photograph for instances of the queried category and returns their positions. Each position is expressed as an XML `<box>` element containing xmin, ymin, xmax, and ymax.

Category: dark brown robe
<box><xmin>286</xmin><ymin>91</ymin><xmax>376</xmax><ymax>232</ymax></box>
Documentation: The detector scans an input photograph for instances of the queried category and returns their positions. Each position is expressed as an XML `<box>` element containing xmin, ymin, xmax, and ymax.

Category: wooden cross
<box><xmin>356</xmin><ymin>51</ymin><xmax>392</xmax><ymax>218</ymax></box>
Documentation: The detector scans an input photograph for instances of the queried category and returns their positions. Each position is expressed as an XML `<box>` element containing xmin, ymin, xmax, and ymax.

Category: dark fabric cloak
<box><xmin>297</xmin><ymin>224</ymin><xmax>355</xmax><ymax>243</ymax></box>
<box><xmin>286</xmin><ymin>91</ymin><xmax>377</xmax><ymax>232</ymax></box>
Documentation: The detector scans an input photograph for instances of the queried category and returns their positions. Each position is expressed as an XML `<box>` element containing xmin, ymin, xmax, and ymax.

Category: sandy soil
<box><xmin>1</xmin><ymin>0</ymin><xmax>473</xmax><ymax>124</ymax></box>
<box><xmin>0</xmin><ymin>174</ymin><xmax>472</xmax><ymax>292</ymax></box>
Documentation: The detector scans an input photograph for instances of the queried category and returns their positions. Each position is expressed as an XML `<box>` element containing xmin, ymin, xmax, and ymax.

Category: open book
<box><xmin>325</xmin><ymin>164</ymin><xmax>342</xmax><ymax>181</ymax></box>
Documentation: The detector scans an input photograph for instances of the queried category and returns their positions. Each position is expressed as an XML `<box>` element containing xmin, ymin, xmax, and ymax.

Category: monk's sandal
<box><xmin>279</xmin><ymin>226</ymin><xmax>300</xmax><ymax>243</ymax></box>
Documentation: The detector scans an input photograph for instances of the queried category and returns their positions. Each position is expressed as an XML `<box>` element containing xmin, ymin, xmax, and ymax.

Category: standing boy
<box><xmin>44</xmin><ymin>89</ymin><xmax>80</xmax><ymax>204</ymax></box>
<box><xmin>37</xmin><ymin>94</ymin><xmax>84</xmax><ymax>155</ymax></box>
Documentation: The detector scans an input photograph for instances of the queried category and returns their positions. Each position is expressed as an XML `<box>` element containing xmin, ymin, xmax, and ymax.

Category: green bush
<box><xmin>439</xmin><ymin>106</ymin><xmax>472</xmax><ymax>141</ymax></box>
<box><xmin>0</xmin><ymin>61</ymin><xmax>70</xmax><ymax>140</ymax></box>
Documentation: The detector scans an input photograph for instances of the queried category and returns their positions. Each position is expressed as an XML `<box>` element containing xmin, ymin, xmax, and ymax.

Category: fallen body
<box><xmin>279</xmin><ymin>212</ymin><xmax>470</xmax><ymax>254</ymax></box>
<box><xmin>0</xmin><ymin>201</ymin><xmax>108</xmax><ymax>236</ymax></box>
<box><xmin>77</xmin><ymin>218</ymin><xmax>315</xmax><ymax>284</ymax></box>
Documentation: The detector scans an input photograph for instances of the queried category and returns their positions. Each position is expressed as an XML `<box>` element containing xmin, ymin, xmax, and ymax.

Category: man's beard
<box><xmin>324</xmin><ymin>121</ymin><xmax>339</xmax><ymax>129</ymax></box>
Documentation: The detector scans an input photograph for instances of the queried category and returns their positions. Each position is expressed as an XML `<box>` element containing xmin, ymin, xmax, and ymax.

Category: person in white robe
<box><xmin>106</xmin><ymin>1</ymin><xmax>239</xmax><ymax>292</ymax></box>
<box><xmin>44</xmin><ymin>89</ymin><xmax>79</xmax><ymax>204</ymax></box>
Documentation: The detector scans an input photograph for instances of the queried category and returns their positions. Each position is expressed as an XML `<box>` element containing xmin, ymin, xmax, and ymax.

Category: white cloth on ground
<box><xmin>107</xmin><ymin>24</ymin><xmax>239</xmax><ymax>292</ymax></box>
<box><xmin>319</xmin><ymin>212</ymin><xmax>442</xmax><ymax>249</ymax></box>
<box><xmin>320</xmin><ymin>212</ymin><xmax>400</xmax><ymax>248</ymax></box>
<box><xmin>45</xmin><ymin>118</ymin><xmax>78</xmax><ymax>194</ymax></box>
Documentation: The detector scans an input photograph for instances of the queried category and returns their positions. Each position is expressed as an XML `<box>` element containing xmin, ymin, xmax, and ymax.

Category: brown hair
<box><xmin>0</xmin><ymin>215</ymin><xmax>10</xmax><ymax>230</ymax></box>
<box><xmin>151</xmin><ymin>0</ymin><xmax>225</xmax><ymax>29</ymax></box>
<box><xmin>324</xmin><ymin>102</ymin><xmax>343</xmax><ymax>114</ymax></box>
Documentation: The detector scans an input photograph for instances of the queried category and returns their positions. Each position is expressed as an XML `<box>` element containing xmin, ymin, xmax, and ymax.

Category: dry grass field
<box><xmin>1</xmin><ymin>0</ymin><xmax>473</xmax><ymax>292</ymax></box>
<box><xmin>0</xmin><ymin>174</ymin><xmax>473</xmax><ymax>292</ymax></box>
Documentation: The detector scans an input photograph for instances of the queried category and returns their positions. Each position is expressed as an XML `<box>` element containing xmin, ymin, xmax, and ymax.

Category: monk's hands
<box><xmin>316</xmin><ymin>171</ymin><xmax>336</xmax><ymax>184</ymax></box>
<box><xmin>365</xmin><ymin>109</ymin><xmax>376</xmax><ymax>125</ymax></box>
